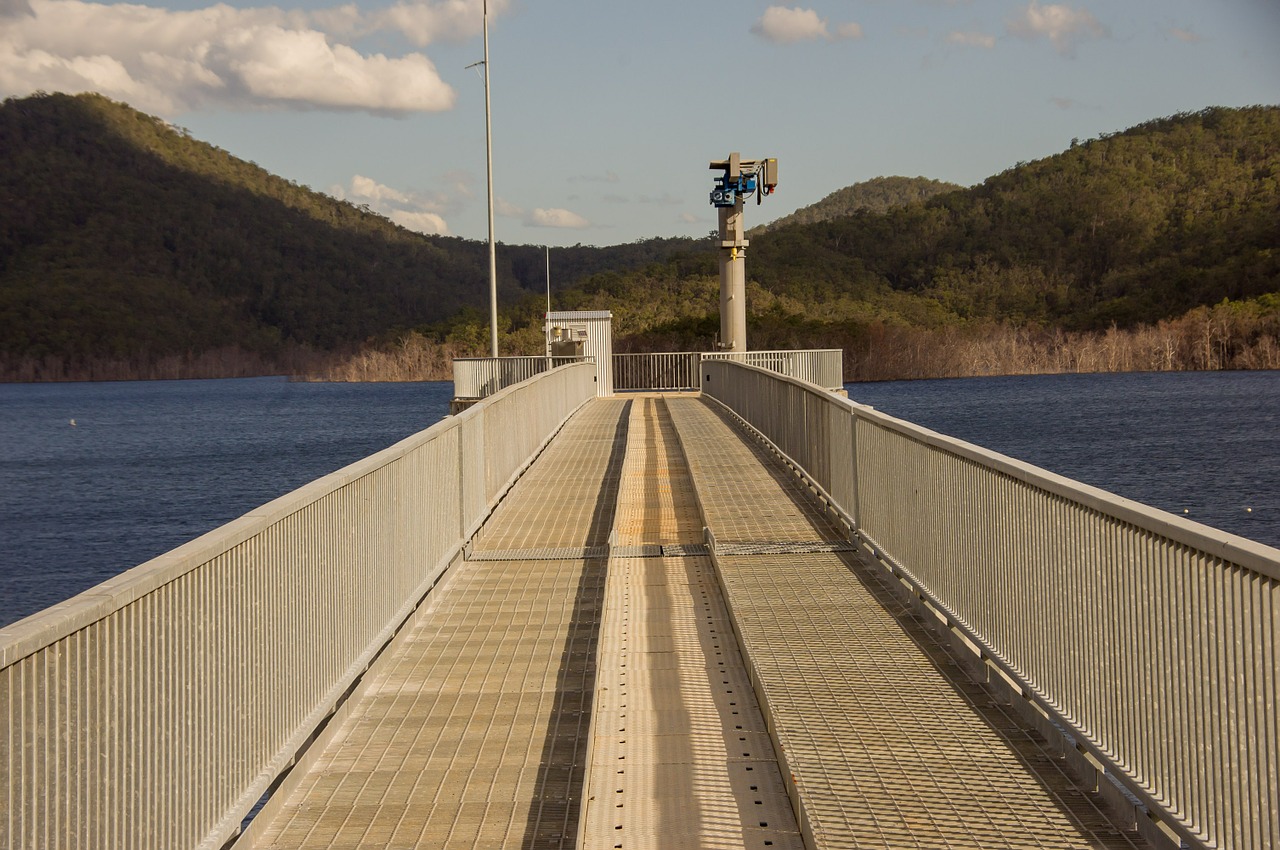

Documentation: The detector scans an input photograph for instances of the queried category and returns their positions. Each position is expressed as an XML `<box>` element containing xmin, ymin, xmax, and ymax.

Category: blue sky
<box><xmin>2</xmin><ymin>0</ymin><xmax>1278</xmax><ymax>247</ymax></box>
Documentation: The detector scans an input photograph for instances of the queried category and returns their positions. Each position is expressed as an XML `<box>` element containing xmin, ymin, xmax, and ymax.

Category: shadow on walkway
<box><xmin>520</xmin><ymin>401</ymin><xmax>630</xmax><ymax>849</ymax></box>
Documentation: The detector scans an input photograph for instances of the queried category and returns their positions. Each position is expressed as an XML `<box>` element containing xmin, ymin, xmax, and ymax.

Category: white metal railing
<box><xmin>701</xmin><ymin>349</ymin><xmax>843</xmax><ymax>391</ymax></box>
<box><xmin>700</xmin><ymin>359</ymin><xmax>1279</xmax><ymax>850</ymax></box>
<box><xmin>457</xmin><ymin>350</ymin><xmax>842</xmax><ymax>398</ymax></box>
<box><xmin>452</xmin><ymin>356</ymin><xmax>591</xmax><ymax>399</ymax></box>
<box><xmin>613</xmin><ymin>352</ymin><xmax>701</xmax><ymax>391</ymax></box>
<box><xmin>613</xmin><ymin>349</ymin><xmax>843</xmax><ymax>393</ymax></box>
<box><xmin>0</xmin><ymin>362</ymin><xmax>597</xmax><ymax>850</ymax></box>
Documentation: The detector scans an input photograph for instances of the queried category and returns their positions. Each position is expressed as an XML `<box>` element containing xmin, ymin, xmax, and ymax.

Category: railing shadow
<box><xmin>519</xmin><ymin>400</ymin><xmax>631</xmax><ymax>849</ymax></box>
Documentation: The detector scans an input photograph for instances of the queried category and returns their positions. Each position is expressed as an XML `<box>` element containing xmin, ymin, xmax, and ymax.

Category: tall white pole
<box><xmin>545</xmin><ymin>245</ymin><xmax>552</xmax><ymax>367</ymax></box>
<box><xmin>717</xmin><ymin>198</ymin><xmax>747</xmax><ymax>352</ymax></box>
<box><xmin>483</xmin><ymin>0</ymin><xmax>498</xmax><ymax>357</ymax></box>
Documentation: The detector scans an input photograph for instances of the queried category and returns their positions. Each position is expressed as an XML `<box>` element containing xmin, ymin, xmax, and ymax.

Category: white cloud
<box><xmin>1170</xmin><ymin>27</ymin><xmax>1203</xmax><ymax>44</ymax></box>
<box><xmin>337</xmin><ymin>174</ymin><xmax>453</xmax><ymax>235</ymax></box>
<box><xmin>751</xmin><ymin>6</ymin><xmax>861</xmax><ymax>44</ymax></box>
<box><xmin>219</xmin><ymin>27</ymin><xmax>455</xmax><ymax>111</ymax></box>
<box><xmin>679</xmin><ymin>212</ymin><xmax>699</xmax><ymax>224</ymax></box>
<box><xmin>388</xmin><ymin>209</ymin><xmax>448</xmax><ymax>235</ymax></box>
<box><xmin>945</xmin><ymin>30</ymin><xmax>995</xmax><ymax>49</ymax></box>
<box><xmin>349</xmin><ymin>174</ymin><xmax>411</xmax><ymax>205</ymax></box>
<box><xmin>1007</xmin><ymin>2</ymin><xmax>1107</xmax><ymax>56</ymax></box>
<box><xmin>0</xmin><ymin>0</ymin><xmax>33</xmax><ymax>17</ymax></box>
<box><xmin>0</xmin><ymin>0</ymin><xmax>511</xmax><ymax>115</ymax></box>
<box><xmin>370</xmin><ymin>0</ymin><xmax>509</xmax><ymax>48</ymax></box>
<box><xmin>526</xmin><ymin>208</ymin><xmax>590</xmax><ymax>229</ymax></box>
<box><xmin>443</xmin><ymin>170</ymin><xmax>474</xmax><ymax>199</ymax></box>
<box><xmin>495</xmin><ymin>197</ymin><xmax>523</xmax><ymax>218</ymax></box>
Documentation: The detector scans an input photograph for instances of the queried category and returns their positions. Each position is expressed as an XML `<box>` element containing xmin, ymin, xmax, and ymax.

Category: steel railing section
<box><xmin>702</xmin><ymin>348</ymin><xmax>843</xmax><ymax>391</ymax></box>
<box><xmin>613</xmin><ymin>352</ymin><xmax>702</xmax><ymax>391</ymax></box>
<box><xmin>613</xmin><ymin>349</ymin><xmax>842</xmax><ymax>392</ymax></box>
<box><xmin>0</xmin><ymin>362</ymin><xmax>596</xmax><ymax>850</ymax></box>
<box><xmin>700</xmin><ymin>359</ymin><xmax>1279</xmax><ymax>850</ymax></box>
<box><xmin>457</xmin><ymin>350</ymin><xmax>841</xmax><ymax>397</ymax></box>
<box><xmin>452</xmin><ymin>355</ymin><xmax>591</xmax><ymax>399</ymax></box>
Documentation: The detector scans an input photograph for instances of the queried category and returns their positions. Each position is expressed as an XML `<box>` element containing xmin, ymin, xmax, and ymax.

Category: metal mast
<box><xmin>709</xmin><ymin>153</ymin><xmax>778</xmax><ymax>352</ymax></box>
<box><xmin>483</xmin><ymin>0</ymin><xmax>498</xmax><ymax>356</ymax></box>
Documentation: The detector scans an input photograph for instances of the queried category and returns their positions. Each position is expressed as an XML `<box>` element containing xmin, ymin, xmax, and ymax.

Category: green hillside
<box><xmin>751</xmin><ymin>176</ymin><xmax>962</xmax><ymax>235</ymax></box>
<box><xmin>2</xmin><ymin>94</ymin><xmax>1277</xmax><ymax>381</ymax></box>
<box><xmin>519</xmin><ymin>106</ymin><xmax>1279</xmax><ymax>374</ymax></box>
<box><xmin>0</xmin><ymin>92</ymin><xmax>695</xmax><ymax>379</ymax></box>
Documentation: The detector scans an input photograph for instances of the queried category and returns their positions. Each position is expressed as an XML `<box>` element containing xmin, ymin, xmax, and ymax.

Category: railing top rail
<box><xmin>849</xmin><ymin>397</ymin><xmax>1280</xmax><ymax>580</ymax></box>
<box><xmin>614</xmin><ymin>351</ymin><xmax>697</xmax><ymax>356</ymax></box>
<box><xmin>0</xmin><ymin>362</ymin><xmax>597</xmax><ymax>668</ymax></box>
<box><xmin>454</xmin><ymin>355</ymin><xmax>594</xmax><ymax>361</ymax></box>
<box><xmin>702</xmin><ymin>359</ymin><xmax>1280</xmax><ymax>580</ymax></box>
<box><xmin>701</xmin><ymin>348</ymin><xmax>843</xmax><ymax>355</ymax></box>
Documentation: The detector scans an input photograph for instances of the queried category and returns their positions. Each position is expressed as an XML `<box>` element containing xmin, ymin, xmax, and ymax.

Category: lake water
<box><xmin>845</xmin><ymin>371</ymin><xmax>1280</xmax><ymax>551</ymax></box>
<box><xmin>0</xmin><ymin>377</ymin><xmax>454</xmax><ymax>626</ymax></box>
<box><xmin>2</xmin><ymin>371</ymin><xmax>1277</xmax><ymax>627</ymax></box>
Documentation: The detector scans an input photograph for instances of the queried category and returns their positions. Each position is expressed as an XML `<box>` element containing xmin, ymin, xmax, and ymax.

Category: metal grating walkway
<box><xmin>243</xmin><ymin>399</ymin><xmax>628</xmax><ymax>850</ymax></box>
<box><xmin>581</xmin><ymin>396</ymin><xmax>803</xmax><ymax>849</ymax></box>
<box><xmin>665</xmin><ymin>397</ymin><xmax>1147</xmax><ymax>850</ymax></box>
<box><xmin>241</xmin><ymin>394</ymin><xmax>1150</xmax><ymax>850</ymax></box>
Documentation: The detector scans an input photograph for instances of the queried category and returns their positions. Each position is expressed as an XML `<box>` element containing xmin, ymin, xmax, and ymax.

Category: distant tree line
<box><xmin>1</xmin><ymin>95</ymin><xmax>1277</xmax><ymax>382</ymax></box>
<box><xmin>750</xmin><ymin>175</ymin><xmax>962</xmax><ymax>235</ymax></box>
<box><xmin>0</xmin><ymin>93</ymin><xmax>700</xmax><ymax>380</ymax></box>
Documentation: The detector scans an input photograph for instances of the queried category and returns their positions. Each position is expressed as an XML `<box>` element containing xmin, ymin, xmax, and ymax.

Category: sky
<box><xmin>2</xmin><ymin>0</ymin><xmax>1278</xmax><ymax>248</ymax></box>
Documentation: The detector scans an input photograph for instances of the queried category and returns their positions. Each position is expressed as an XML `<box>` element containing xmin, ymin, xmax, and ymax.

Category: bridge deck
<box><xmin>242</xmin><ymin>395</ymin><xmax>1146</xmax><ymax>850</ymax></box>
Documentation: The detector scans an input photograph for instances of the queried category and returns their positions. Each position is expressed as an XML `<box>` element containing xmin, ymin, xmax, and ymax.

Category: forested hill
<box><xmin>504</xmin><ymin>106</ymin><xmax>1279</xmax><ymax>379</ymax></box>
<box><xmin>745</xmin><ymin>106</ymin><xmax>1280</xmax><ymax>330</ymax></box>
<box><xmin>2</xmin><ymin>95</ymin><xmax>1278</xmax><ymax>381</ymax></box>
<box><xmin>313</xmin><ymin>105</ymin><xmax>1279</xmax><ymax>368</ymax></box>
<box><xmin>751</xmin><ymin>176</ymin><xmax>962</xmax><ymax>234</ymax></box>
<box><xmin>0</xmin><ymin>92</ymin><xmax>696</xmax><ymax>379</ymax></box>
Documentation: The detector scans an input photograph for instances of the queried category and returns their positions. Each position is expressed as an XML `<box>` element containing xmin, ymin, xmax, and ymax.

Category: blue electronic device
<box><xmin>709</xmin><ymin>175</ymin><xmax>757</xmax><ymax>208</ymax></box>
<box><xmin>709</xmin><ymin>155</ymin><xmax>776</xmax><ymax>208</ymax></box>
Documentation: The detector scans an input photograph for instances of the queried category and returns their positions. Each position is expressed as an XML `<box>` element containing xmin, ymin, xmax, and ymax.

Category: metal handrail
<box><xmin>702</xmin><ymin>348</ymin><xmax>843</xmax><ymax>391</ymax></box>
<box><xmin>453</xmin><ymin>355</ymin><xmax>592</xmax><ymax>399</ymax></box>
<box><xmin>699</xmin><ymin>358</ymin><xmax>1279</xmax><ymax>850</ymax></box>
<box><xmin>613</xmin><ymin>349</ymin><xmax>843</xmax><ymax>392</ymax></box>
<box><xmin>457</xmin><ymin>350</ymin><xmax>842</xmax><ymax>400</ymax></box>
<box><xmin>0</xmin><ymin>363</ymin><xmax>598</xmax><ymax>850</ymax></box>
<box><xmin>613</xmin><ymin>352</ymin><xmax>702</xmax><ymax>391</ymax></box>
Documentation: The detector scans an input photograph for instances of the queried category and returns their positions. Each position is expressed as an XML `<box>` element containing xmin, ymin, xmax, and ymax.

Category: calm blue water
<box><xmin>0</xmin><ymin>377</ymin><xmax>454</xmax><ymax>626</ymax></box>
<box><xmin>845</xmin><ymin>371</ymin><xmax>1280</xmax><ymax>551</ymax></box>
<box><xmin>2</xmin><ymin>372</ymin><xmax>1277</xmax><ymax>627</ymax></box>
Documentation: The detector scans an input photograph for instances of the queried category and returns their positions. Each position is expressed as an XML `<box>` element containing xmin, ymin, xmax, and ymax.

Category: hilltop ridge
<box><xmin>751</xmin><ymin>176</ymin><xmax>963</xmax><ymax>235</ymax></box>
<box><xmin>1</xmin><ymin>94</ymin><xmax>1277</xmax><ymax>381</ymax></box>
<box><xmin>0</xmin><ymin>92</ymin><xmax>694</xmax><ymax>379</ymax></box>
<box><xmin>487</xmin><ymin>105</ymin><xmax>1279</xmax><ymax>379</ymax></box>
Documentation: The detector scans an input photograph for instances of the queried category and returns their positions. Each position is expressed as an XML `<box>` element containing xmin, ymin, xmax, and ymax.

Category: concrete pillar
<box><xmin>717</xmin><ymin>197</ymin><xmax>748</xmax><ymax>352</ymax></box>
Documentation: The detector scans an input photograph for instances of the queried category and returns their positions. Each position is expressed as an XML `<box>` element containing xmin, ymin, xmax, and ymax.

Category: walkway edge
<box><xmin>662</xmin><ymin>398</ymin><xmax>819</xmax><ymax>850</ymax></box>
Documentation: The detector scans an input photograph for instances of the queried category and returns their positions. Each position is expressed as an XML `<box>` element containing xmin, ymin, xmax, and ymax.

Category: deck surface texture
<box><xmin>243</xmin><ymin>394</ymin><xmax>1146</xmax><ymax>850</ymax></box>
<box><xmin>244</xmin><ymin>398</ymin><xmax>627</xmax><ymax>850</ymax></box>
<box><xmin>581</xmin><ymin>397</ymin><xmax>803</xmax><ymax>850</ymax></box>
<box><xmin>664</xmin><ymin>396</ymin><xmax>1145</xmax><ymax>850</ymax></box>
